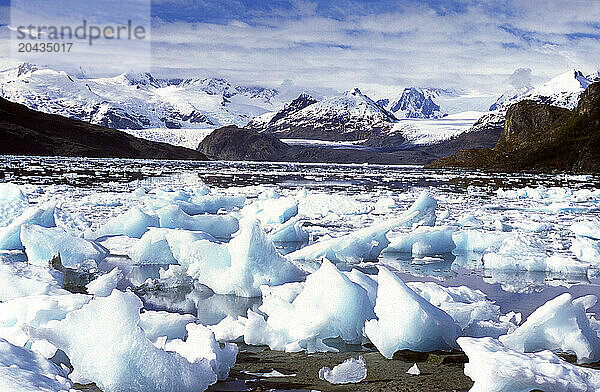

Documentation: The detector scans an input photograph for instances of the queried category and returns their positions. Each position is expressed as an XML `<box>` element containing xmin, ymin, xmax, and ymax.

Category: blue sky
<box><xmin>2</xmin><ymin>0</ymin><xmax>600</xmax><ymax>99</ymax></box>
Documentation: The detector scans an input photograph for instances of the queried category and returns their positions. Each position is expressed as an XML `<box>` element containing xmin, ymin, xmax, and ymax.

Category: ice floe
<box><xmin>0</xmin><ymin>203</ymin><xmax>56</xmax><ymax>250</ymax></box>
<box><xmin>86</xmin><ymin>267</ymin><xmax>123</xmax><ymax>297</ymax></box>
<box><xmin>459</xmin><ymin>337</ymin><xmax>600</xmax><ymax>392</ymax></box>
<box><xmin>0</xmin><ymin>261</ymin><xmax>67</xmax><ymax>301</ymax></box>
<box><xmin>318</xmin><ymin>356</ymin><xmax>367</xmax><ymax>384</ymax></box>
<box><xmin>156</xmin><ymin>205</ymin><xmax>239</xmax><ymax>239</ymax></box>
<box><xmin>85</xmin><ymin>206</ymin><xmax>159</xmax><ymax>240</ymax></box>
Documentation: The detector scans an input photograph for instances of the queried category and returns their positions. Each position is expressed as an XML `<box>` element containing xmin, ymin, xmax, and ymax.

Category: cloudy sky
<box><xmin>1</xmin><ymin>0</ymin><xmax>600</xmax><ymax>99</ymax></box>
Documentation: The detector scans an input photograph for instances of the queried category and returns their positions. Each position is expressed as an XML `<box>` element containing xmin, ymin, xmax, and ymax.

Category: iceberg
<box><xmin>145</xmin><ymin>191</ymin><xmax>246</xmax><ymax>215</ymax></box>
<box><xmin>241</xmin><ymin>196</ymin><xmax>298</xmax><ymax>225</ymax></box>
<box><xmin>385</xmin><ymin>226</ymin><xmax>456</xmax><ymax>256</ymax></box>
<box><xmin>0</xmin><ymin>294</ymin><xmax>91</xmax><ymax>353</ymax></box>
<box><xmin>452</xmin><ymin>230</ymin><xmax>506</xmax><ymax>253</ymax></box>
<box><xmin>247</xmin><ymin>260</ymin><xmax>374</xmax><ymax>351</ymax></box>
<box><xmin>164</xmin><ymin>323</ymin><xmax>238</xmax><ymax>380</ymax></box>
<box><xmin>269</xmin><ymin>217</ymin><xmax>309</xmax><ymax>242</ymax></box>
<box><xmin>483</xmin><ymin>235</ymin><xmax>589</xmax><ymax>274</ymax></box>
<box><xmin>289</xmin><ymin>191</ymin><xmax>437</xmax><ymax>264</ymax></box>
<box><xmin>458</xmin><ymin>337</ymin><xmax>600</xmax><ymax>392</ymax></box>
<box><xmin>156</xmin><ymin>205</ymin><xmax>239</xmax><ymax>239</ymax></box>
<box><xmin>20</xmin><ymin>224</ymin><xmax>108</xmax><ymax>267</ymax></box>
<box><xmin>364</xmin><ymin>266</ymin><xmax>460</xmax><ymax>358</ymax></box>
<box><xmin>176</xmin><ymin>218</ymin><xmax>304</xmax><ymax>297</ymax></box>
<box><xmin>27</xmin><ymin>290</ymin><xmax>221</xmax><ymax>392</ymax></box>
<box><xmin>86</xmin><ymin>267</ymin><xmax>123</xmax><ymax>297</ymax></box>
<box><xmin>86</xmin><ymin>206</ymin><xmax>159</xmax><ymax>240</ymax></box>
<box><xmin>571</xmin><ymin>219</ymin><xmax>600</xmax><ymax>240</ymax></box>
<box><xmin>139</xmin><ymin>311</ymin><xmax>196</xmax><ymax>343</ymax></box>
<box><xmin>0</xmin><ymin>183</ymin><xmax>29</xmax><ymax>227</ymax></box>
<box><xmin>570</xmin><ymin>236</ymin><xmax>600</xmax><ymax>265</ymax></box>
<box><xmin>318</xmin><ymin>356</ymin><xmax>367</xmax><ymax>384</ymax></box>
<box><xmin>129</xmin><ymin>228</ymin><xmax>216</xmax><ymax>265</ymax></box>
<box><xmin>0</xmin><ymin>261</ymin><xmax>67</xmax><ymax>301</ymax></box>
<box><xmin>499</xmin><ymin>293</ymin><xmax>600</xmax><ymax>364</ymax></box>
<box><xmin>0</xmin><ymin>203</ymin><xmax>56</xmax><ymax>250</ymax></box>
<box><xmin>0</xmin><ymin>338</ymin><xmax>74</xmax><ymax>392</ymax></box>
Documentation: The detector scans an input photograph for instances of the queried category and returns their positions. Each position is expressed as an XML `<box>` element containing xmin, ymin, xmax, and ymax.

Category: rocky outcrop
<box><xmin>0</xmin><ymin>97</ymin><xmax>208</xmax><ymax>160</ymax></box>
<box><xmin>429</xmin><ymin>83</ymin><xmax>600</xmax><ymax>173</ymax></box>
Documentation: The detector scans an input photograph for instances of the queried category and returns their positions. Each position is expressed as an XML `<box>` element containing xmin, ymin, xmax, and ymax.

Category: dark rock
<box><xmin>429</xmin><ymin>82</ymin><xmax>600</xmax><ymax>173</ymax></box>
<box><xmin>0</xmin><ymin>97</ymin><xmax>208</xmax><ymax>160</ymax></box>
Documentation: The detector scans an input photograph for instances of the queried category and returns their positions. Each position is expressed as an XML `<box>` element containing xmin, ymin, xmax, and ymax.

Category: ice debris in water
<box><xmin>452</xmin><ymin>230</ymin><xmax>507</xmax><ymax>253</ymax></box>
<box><xmin>499</xmin><ymin>293</ymin><xmax>600</xmax><ymax>364</ymax></box>
<box><xmin>406</xmin><ymin>363</ymin><xmax>420</xmax><ymax>375</ymax></box>
<box><xmin>27</xmin><ymin>290</ymin><xmax>230</xmax><ymax>392</ymax></box>
<box><xmin>458</xmin><ymin>337</ymin><xmax>600</xmax><ymax>392</ymax></box>
<box><xmin>156</xmin><ymin>205</ymin><xmax>239</xmax><ymax>239</ymax></box>
<box><xmin>0</xmin><ymin>261</ymin><xmax>67</xmax><ymax>301</ymax></box>
<box><xmin>482</xmin><ymin>235</ymin><xmax>589</xmax><ymax>274</ymax></box>
<box><xmin>85</xmin><ymin>206</ymin><xmax>159</xmax><ymax>240</ymax></box>
<box><xmin>174</xmin><ymin>218</ymin><xmax>304</xmax><ymax>297</ymax></box>
<box><xmin>20</xmin><ymin>224</ymin><xmax>108</xmax><ymax>268</ymax></box>
<box><xmin>0</xmin><ymin>338</ymin><xmax>74</xmax><ymax>392</ymax></box>
<box><xmin>0</xmin><ymin>202</ymin><xmax>56</xmax><ymax>250</ymax></box>
<box><xmin>144</xmin><ymin>189</ymin><xmax>246</xmax><ymax>215</ymax></box>
<box><xmin>86</xmin><ymin>267</ymin><xmax>123</xmax><ymax>297</ymax></box>
<box><xmin>269</xmin><ymin>217</ymin><xmax>309</xmax><ymax>242</ymax></box>
<box><xmin>288</xmin><ymin>191</ymin><xmax>437</xmax><ymax>264</ymax></box>
<box><xmin>318</xmin><ymin>356</ymin><xmax>367</xmax><ymax>384</ymax></box>
<box><xmin>364</xmin><ymin>266</ymin><xmax>460</xmax><ymax>358</ymax></box>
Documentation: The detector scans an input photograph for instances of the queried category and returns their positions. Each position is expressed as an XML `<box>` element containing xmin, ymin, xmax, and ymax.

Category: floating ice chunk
<box><xmin>458</xmin><ymin>337</ymin><xmax>600</xmax><ymax>392</ymax></box>
<box><xmin>373</xmin><ymin>196</ymin><xmax>396</xmax><ymax>214</ymax></box>
<box><xmin>406</xmin><ymin>363</ymin><xmax>420</xmax><ymax>375</ymax></box>
<box><xmin>27</xmin><ymin>290</ymin><xmax>219</xmax><ymax>392</ymax></box>
<box><xmin>364</xmin><ymin>266</ymin><xmax>460</xmax><ymax>358</ymax></box>
<box><xmin>385</xmin><ymin>226</ymin><xmax>456</xmax><ymax>256</ymax></box>
<box><xmin>318</xmin><ymin>356</ymin><xmax>367</xmax><ymax>384</ymax></box>
<box><xmin>0</xmin><ymin>261</ymin><xmax>67</xmax><ymax>301</ymax></box>
<box><xmin>241</xmin><ymin>196</ymin><xmax>298</xmax><ymax>225</ymax></box>
<box><xmin>86</xmin><ymin>207</ymin><xmax>159</xmax><ymax>240</ymax></box>
<box><xmin>452</xmin><ymin>230</ymin><xmax>506</xmax><ymax>253</ymax></box>
<box><xmin>482</xmin><ymin>235</ymin><xmax>589</xmax><ymax>274</ymax></box>
<box><xmin>251</xmin><ymin>260</ymin><xmax>373</xmax><ymax>351</ymax></box>
<box><xmin>459</xmin><ymin>214</ymin><xmax>483</xmax><ymax>229</ymax></box>
<box><xmin>164</xmin><ymin>323</ymin><xmax>238</xmax><ymax>380</ymax></box>
<box><xmin>157</xmin><ymin>205</ymin><xmax>239</xmax><ymax>239</ymax></box>
<box><xmin>0</xmin><ymin>203</ymin><xmax>56</xmax><ymax>250</ymax></box>
<box><xmin>407</xmin><ymin>281</ymin><xmax>500</xmax><ymax>330</ymax></box>
<box><xmin>139</xmin><ymin>311</ymin><xmax>196</xmax><ymax>343</ymax></box>
<box><xmin>297</xmin><ymin>190</ymin><xmax>373</xmax><ymax>217</ymax></box>
<box><xmin>0</xmin><ymin>338</ymin><xmax>74</xmax><ymax>392</ymax></box>
<box><xmin>0</xmin><ymin>294</ymin><xmax>91</xmax><ymax>354</ymax></box>
<box><xmin>208</xmin><ymin>315</ymin><xmax>246</xmax><ymax>342</ymax></box>
<box><xmin>499</xmin><ymin>293</ymin><xmax>600</xmax><ymax>364</ymax></box>
<box><xmin>86</xmin><ymin>268</ymin><xmax>123</xmax><ymax>297</ymax></box>
<box><xmin>463</xmin><ymin>320</ymin><xmax>518</xmax><ymax>339</ymax></box>
<box><xmin>177</xmin><ymin>218</ymin><xmax>304</xmax><ymax>297</ymax></box>
<box><xmin>129</xmin><ymin>228</ymin><xmax>216</xmax><ymax>265</ymax></box>
<box><xmin>289</xmin><ymin>191</ymin><xmax>437</xmax><ymax>263</ymax></box>
<box><xmin>570</xmin><ymin>236</ymin><xmax>600</xmax><ymax>265</ymax></box>
<box><xmin>20</xmin><ymin>224</ymin><xmax>108</xmax><ymax>268</ymax></box>
<box><xmin>571</xmin><ymin>220</ymin><xmax>600</xmax><ymax>240</ymax></box>
<box><xmin>0</xmin><ymin>183</ymin><xmax>29</xmax><ymax>227</ymax></box>
<box><xmin>269</xmin><ymin>217</ymin><xmax>309</xmax><ymax>242</ymax></box>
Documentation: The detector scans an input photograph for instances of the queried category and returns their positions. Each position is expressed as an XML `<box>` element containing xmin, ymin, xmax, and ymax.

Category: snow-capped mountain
<box><xmin>0</xmin><ymin>63</ymin><xmax>280</xmax><ymax>129</ymax></box>
<box><xmin>248</xmin><ymin>88</ymin><xmax>397</xmax><ymax>141</ymax></box>
<box><xmin>377</xmin><ymin>87</ymin><xmax>449</xmax><ymax>119</ymax></box>
<box><xmin>475</xmin><ymin>69</ymin><xmax>599</xmax><ymax>131</ymax></box>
